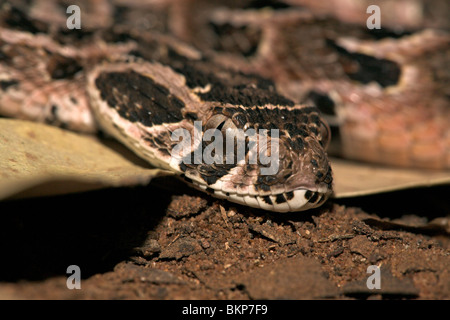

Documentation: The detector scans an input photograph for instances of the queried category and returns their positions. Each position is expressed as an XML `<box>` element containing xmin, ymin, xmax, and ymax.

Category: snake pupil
<box><xmin>216</xmin><ymin>120</ymin><xmax>226</xmax><ymax>131</ymax></box>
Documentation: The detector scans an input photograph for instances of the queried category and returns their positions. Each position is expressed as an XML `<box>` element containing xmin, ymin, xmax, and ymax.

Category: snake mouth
<box><xmin>192</xmin><ymin>181</ymin><xmax>330</xmax><ymax>212</ymax></box>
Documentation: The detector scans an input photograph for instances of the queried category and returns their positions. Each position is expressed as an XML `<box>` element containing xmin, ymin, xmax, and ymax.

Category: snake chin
<box><xmin>194</xmin><ymin>182</ymin><xmax>330</xmax><ymax>212</ymax></box>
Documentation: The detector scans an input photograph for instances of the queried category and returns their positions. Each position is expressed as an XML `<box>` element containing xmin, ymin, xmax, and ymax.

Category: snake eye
<box><xmin>205</xmin><ymin>114</ymin><xmax>237</xmax><ymax>134</ymax></box>
<box><xmin>204</xmin><ymin>114</ymin><xmax>227</xmax><ymax>131</ymax></box>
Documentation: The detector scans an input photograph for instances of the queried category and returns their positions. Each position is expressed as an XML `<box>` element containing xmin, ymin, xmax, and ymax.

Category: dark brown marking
<box><xmin>232</xmin><ymin>113</ymin><xmax>248</xmax><ymax>127</ymax></box>
<box><xmin>0</xmin><ymin>80</ymin><xmax>19</xmax><ymax>90</ymax></box>
<box><xmin>285</xmin><ymin>191</ymin><xmax>294</xmax><ymax>200</ymax></box>
<box><xmin>324</xmin><ymin>168</ymin><xmax>333</xmax><ymax>185</ymax></box>
<box><xmin>158</xmin><ymin>148</ymin><xmax>171</xmax><ymax>156</ymax></box>
<box><xmin>262</xmin><ymin>195</ymin><xmax>272</xmax><ymax>205</ymax></box>
<box><xmin>203</xmin><ymin>175</ymin><xmax>219</xmax><ymax>185</ymax></box>
<box><xmin>47</xmin><ymin>54</ymin><xmax>82</xmax><ymax>79</ymax></box>
<box><xmin>180</xmin><ymin>144</ymin><xmax>237</xmax><ymax>185</ymax></box>
<box><xmin>310</xmin><ymin>114</ymin><xmax>321</xmax><ymax>126</ymax></box>
<box><xmin>309</xmin><ymin>126</ymin><xmax>319</xmax><ymax>136</ymax></box>
<box><xmin>309</xmin><ymin>192</ymin><xmax>319</xmax><ymax>203</ymax></box>
<box><xmin>256</xmin><ymin>183</ymin><xmax>271</xmax><ymax>192</ymax></box>
<box><xmin>3</xmin><ymin>5</ymin><xmax>47</xmax><ymax>34</ymax></box>
<box><xmin>172</xmin><ymin>63</ymin><xmax>295</xmax><ymax>107</ymax></box>
<box><xmin>275</xmin><ymin>193</ymin><xmax>286</xmax><ymax>204</ymax></box>
<box><xmin>181</xmin><ymin>174</ymin><xmax>193</xmax><ymax>184</ymax></box>
<box><xmin>179</xmin><ymin>163</ymin><xmax>187</xmax><ymax>172</ymax></box>
<box><xmin>284</xmin><ymin>123</ymin><xmax>295</xmax><ymax>132</ymax></box>
<box><xmin>328</xmin><ymin>39</ymin><xmax>400</xmax><ymax>87</ymax></box>
<box><xmin>209</xmin><ymin>22</ymin><xmax>261</xmax><ymax>57</ymax></box>
<box><xmin>305</xmin><ymin>90</ymin><xmax>336</xmax><ymax>116</ymax></box>
<box><xmin>51</xmin><ymin>105</ymin><xmax>58</xmax><ymax>116</ymax></box>
<box><xmin>95</xmin><ymin>70</ymin><xmax>184</xmax><ymax>126</ymax></box>
<box><xmin>184</xmin><ymin>112</ymin><xmax>198</xmax><ymax>121</ymax></box>
<box><xmin>290</xmin><ymin>137</ymin><xmax>304</xmax><ymax>150</ymax></box>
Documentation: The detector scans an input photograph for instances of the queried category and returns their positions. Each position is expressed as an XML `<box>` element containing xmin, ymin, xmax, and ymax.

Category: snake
<box><xmin>0</xmin><ymin>1</ymin><xmax>448</xmax><ymax>212</ymax></box>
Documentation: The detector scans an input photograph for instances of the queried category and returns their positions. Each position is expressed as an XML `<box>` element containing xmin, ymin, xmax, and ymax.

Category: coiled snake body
<box><xmin>0</xmin><ymin>1</ymin><xmax>448</xmax><ymax>212</ymax></box>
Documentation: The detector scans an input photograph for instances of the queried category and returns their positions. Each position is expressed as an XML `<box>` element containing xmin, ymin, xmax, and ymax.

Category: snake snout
<box><xmin>269</xmin><ymin>134</ymin><xmax>333</xmax><ymax>212</ymax></box>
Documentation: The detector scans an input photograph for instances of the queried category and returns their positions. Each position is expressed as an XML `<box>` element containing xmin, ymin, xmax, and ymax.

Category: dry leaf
<box><xmin>331</xmin><ymin>157</ymin><xmax>450</xmax><ymax>198</ymax></box>
<box><xmin>0</xmin><ymin>118</ymin><xmax>172</xmax><ymax>200</ymax></box>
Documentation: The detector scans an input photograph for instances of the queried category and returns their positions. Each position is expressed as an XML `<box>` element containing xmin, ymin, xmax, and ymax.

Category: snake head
<box><xmin>180</xmin><ymin>104</ymin><xmax>333</xmax><ymax>212</ymax></box>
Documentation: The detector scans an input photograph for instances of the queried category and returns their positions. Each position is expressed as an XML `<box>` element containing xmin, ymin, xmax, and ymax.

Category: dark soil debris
<box><xmin>0</xmin><ymin>183</ymin><xmax>448</xmax><ymax>299</ymax></box>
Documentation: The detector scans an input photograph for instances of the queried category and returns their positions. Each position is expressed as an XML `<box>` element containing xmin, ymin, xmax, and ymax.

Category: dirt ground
<box><xmin>0</xmin><ymin>176</ymin><xmax>448</xmax><ymax>300</ymax></box>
